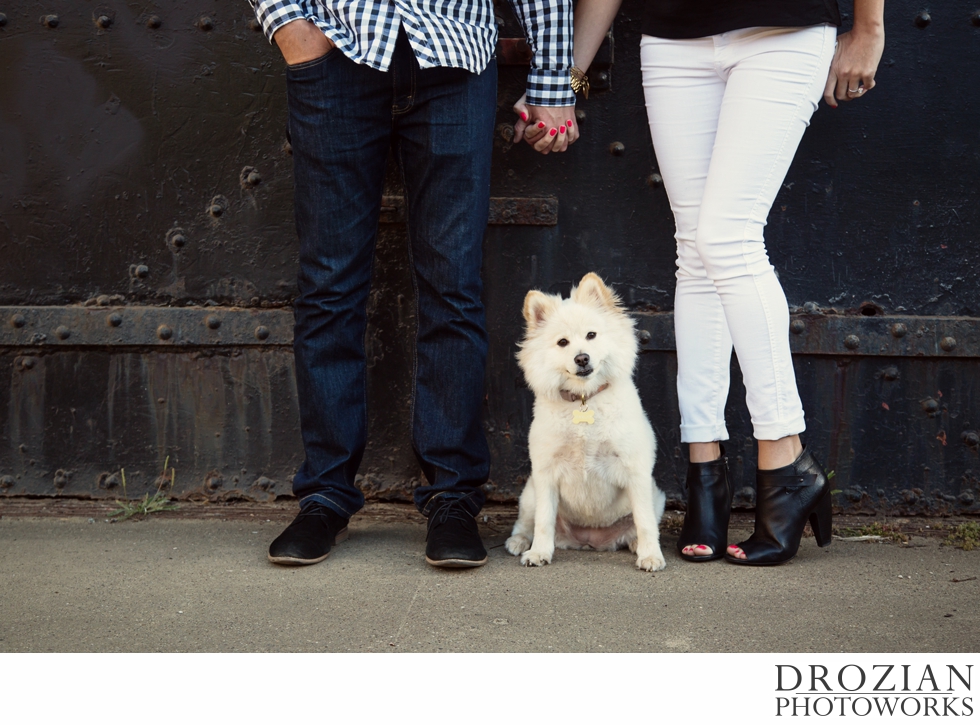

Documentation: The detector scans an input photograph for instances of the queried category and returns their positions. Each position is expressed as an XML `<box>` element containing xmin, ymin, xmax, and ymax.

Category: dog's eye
<box><xmin>557</xmin><ymin>338</ymin><xmax>569</xmax><ymax>347</ymax></box>
<box><xmin>586</xmin><ymin>331</ymin><xmax>597</xmax><ymax>340</ymax></box>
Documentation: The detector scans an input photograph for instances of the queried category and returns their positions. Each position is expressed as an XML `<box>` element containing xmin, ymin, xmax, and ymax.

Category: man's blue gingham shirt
<box><xmin>248</xmin><ymin>0</ymin><xmax>574</xmax><ymax>107</ymax></box>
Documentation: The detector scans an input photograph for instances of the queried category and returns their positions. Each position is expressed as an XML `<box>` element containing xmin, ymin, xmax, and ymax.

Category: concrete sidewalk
<box><xmin>1</xmin><ymin>503</ymin><xmax>977</xmax><ymax>653</ymax></box>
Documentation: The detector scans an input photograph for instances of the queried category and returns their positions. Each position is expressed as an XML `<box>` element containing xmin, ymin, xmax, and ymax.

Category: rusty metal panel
<box><xmin>2</xmin><ymin>0</ymin><xmax>980</xmax><ymax>516</ymax></box>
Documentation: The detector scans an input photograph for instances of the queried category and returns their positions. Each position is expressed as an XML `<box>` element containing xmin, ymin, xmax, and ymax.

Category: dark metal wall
<box><xmin>1</xmin><ymin>0</ymin><xmax>979</xmax><ymax>515</ymax></box>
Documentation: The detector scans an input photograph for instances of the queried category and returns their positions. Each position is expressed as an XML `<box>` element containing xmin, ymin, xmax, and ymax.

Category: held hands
<box><xmin>273</xmin><ymin>18</ymin><xmax>335</xmax><ymax>66</ymax></box>
<box><xmin>512</xmin><ymin>94</ymin><xmax>578</xmax><ymax>154</ymax></box>
<box><xmin>823</xmin><ymin>27</ymin><xmax>884</xmax><ymax>107</ymax></box>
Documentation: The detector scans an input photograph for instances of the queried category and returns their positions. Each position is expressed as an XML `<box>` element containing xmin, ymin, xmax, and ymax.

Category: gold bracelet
<box><xmin>570</xmin><ymin>66</ymin><xmax>589</xmax><ymax>100</ymax></box>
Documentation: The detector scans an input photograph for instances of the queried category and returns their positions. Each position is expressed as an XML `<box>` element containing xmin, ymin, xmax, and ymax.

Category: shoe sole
<box><xmin>723</xmin><ymin>552</ymin><xmax>795</xmax><ymax>566</ymax></box>
<box><xmin>425</xmin><ymin>555</ymin><xmax>488</xmax><ymax>569</ymax></box>
<box><xmin>679</xmin><ymin>552</ymin><xmax>724</xmax><ymax>563</ymax></box>
<box><xmin>267</xmin><ymin>527</ymin><xmax>348</xmax><ymax>566</ymax></box>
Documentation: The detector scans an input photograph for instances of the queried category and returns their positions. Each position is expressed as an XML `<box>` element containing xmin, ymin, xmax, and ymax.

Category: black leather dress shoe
<box><xmin>425</xmin><ymin>498</ymin><xmax>488</xmax><ymax>568</ymax></box>
<box><xmin>268</xmin><ymin>503</ymin><xmax>349</xmax><ymax>566</ymax></box>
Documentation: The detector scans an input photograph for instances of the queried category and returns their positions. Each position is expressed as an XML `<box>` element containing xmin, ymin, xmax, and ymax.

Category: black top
<box><xmin>643</xmin><ymin>1</ymin><xmax>841</xmax><ymax>39</ymax></box>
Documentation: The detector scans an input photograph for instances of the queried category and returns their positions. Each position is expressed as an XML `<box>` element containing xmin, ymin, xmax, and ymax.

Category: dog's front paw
<box><xmin>636</xmin><ymin>550</ymin><xmax>667</xmax><ymax>572</ymax></box>
<box><xmin>505</xmin><ymin>535</ymin><xmax>531</xmax><ymax>556</ymax></box>
<box><xmin>520</xmin><ymin>550</ymin><xmax>552</xmax><ymax>567</ymax></box>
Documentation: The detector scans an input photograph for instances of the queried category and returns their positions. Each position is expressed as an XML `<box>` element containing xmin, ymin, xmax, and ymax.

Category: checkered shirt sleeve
<box><xmin>508</xmin><ymin>0</ymin><xmax>575</xmax><ymax>107</ymax></box>
<box><xmin>248</xmin><ymin>0</ymin><xmax>307</xmax><ymax>41</ymax></box>
<box><xmin>246</xmin><ymin>0</ymin><xmax>574</xmax><ymax>107</ymax></box>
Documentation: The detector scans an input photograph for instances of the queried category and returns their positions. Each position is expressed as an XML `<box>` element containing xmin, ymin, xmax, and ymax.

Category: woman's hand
<box><xmin>823</xmin><ymin>26</ymin><xmax>885</xmax><ymax>107</ymax></box>
<box><xmin>513</xmin><ymin>93</ymin><xmax>579</xmax><ymax>154</ymax></box>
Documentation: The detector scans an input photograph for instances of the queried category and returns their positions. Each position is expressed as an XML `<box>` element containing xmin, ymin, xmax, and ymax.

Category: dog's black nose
<box><xmin>574</xmin><ymin>353</ymin><xmax>590</xmax><ymax>368</ymax></box>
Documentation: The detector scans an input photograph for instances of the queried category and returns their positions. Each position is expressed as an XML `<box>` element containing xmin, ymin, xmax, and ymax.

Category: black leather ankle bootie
<box><xmin>725</xmin><ymin>446</ymin><xmax>832</xmax><ymax>566</ymax></box>
<box><xmin>677</xmin><ymin>447</ymin><xmax>732</xmax><ymax>562</ymax></box>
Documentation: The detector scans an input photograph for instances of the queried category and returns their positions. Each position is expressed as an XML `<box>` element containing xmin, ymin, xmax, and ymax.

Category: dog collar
<box><xmin>559</xmin><ymin>383</ymin><xmax>609</xmax><ymax>404</ymax></box>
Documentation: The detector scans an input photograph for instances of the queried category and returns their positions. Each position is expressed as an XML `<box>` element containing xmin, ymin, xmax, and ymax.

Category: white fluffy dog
<box><xmin>505</xmin><ymin>273</ymin><xmax>667</xmax><ymax>571</ymax></box>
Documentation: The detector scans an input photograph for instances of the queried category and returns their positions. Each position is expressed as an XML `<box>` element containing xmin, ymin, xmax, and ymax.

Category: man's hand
<box><xmin>273</xmin><ymin>18</ymin><xmax>335</xmax><ymax>66</ymax></box>
<box><xmin>513</xmin><ymin>94</ymin><xmax>578</xmax><ymax>154</ymax></box>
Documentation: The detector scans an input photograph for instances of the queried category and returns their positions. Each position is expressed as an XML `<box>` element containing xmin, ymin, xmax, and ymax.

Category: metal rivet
<box><xmin>10</xmin><ymin>313</ymin><xmax>26</xmax><ymax>328</ymax></box>
<box><xmin>241</xmin><ymin>166</ymin><xmax>262</xmax><ymax>188</ymax></box>
<box><xmin>208</xmin><ymin>197</ymin><xmax>226</xmax><ymax>218</ymax></box>
<box><xmin>961</xmin><ymin>430</ymin><xmax>980</xmax><ymax>448</ymax></box>
<box><xmin>0</xmin><ymin>13</ymin><xmax>8</xmax><ymax>27</ymax></box>
<box><xmin>41</xmin><ymin>14</ymin><xmax>59</xmax><ymax>28</ymax></box>
<box><xmin>197</xmin><ymin>16</ymin><xmax>214</xmax><ymax>31</ymax></box>
<box><xmin>0</xmin><ymin>475</ymin><xmax>14</xmax><ymax>490</ymax></box>
<box><xmin>803</xmin><ymin>301</ymin><xmax>821</xmax><ymax>315</ymax></box>
<box><xmin>171</xmin><ymin>233</ymin><xmax>185</xmax><ymax>248</ymax></box>
<box><xmin>95</xmin><ymin>14</ymin><xmax>112</xmax><ymax>29</ymax></box>
<box><xmin>922</xmin><ymin>398</ymin><xmax>940</xmax><ymax>415</ymax></box>
<box><xmin>940</xmin><ymin>336</ymin><xmax>957</xmax><ymax>352</ymax></box>
<box><xmin>157</xmin><ymin>324</ymin><xmax>173</xmax><ymax>340</ymax></box>
<box><xmin>844</xmin><ymin>334</ymin><xmax>860</xmax><ymax>350</ymax></box>
<box><xmin>248</xmin><ymin>18</ymin><xmax>261</xmax><ymax>32</ymax></box>
<box><xmin>55</xmin><ymin>325</ymin><xmax>70</xmax><ymax>340</ymax></box>
<box><xmin>647</xmin><ymin>173</ymin><xmax>663</xmax><ymax>186</ymax></box>
<box><xmin>914</xmin><ymin>11</ymin><xmax>931</xmax><ymax>28</ymax></box>
<box><xmin>881</xmin><ymin>366</ymin><xmax>899</xmax><ymax>382</ymax></box>
<box><xmin>790</xmin><ymin>319</ymin><xmax>806</xmax><ymax>334</ymax></box>
<box><xmin>206</xmin><ymin>315</ymin><xmax>221</xmax><ymax>330</ymax></box>
<box><xmin>146</xmin><ymin>14</ymin><xmax>161</xmax><ymax>29</ymax></box>
<box><xmin>254</xmin><ymin>325</ymin><xmax>270</xmax><ymax>341</ymax></box>
<box><xmin>19</xmin><ymin>356</ymin><xmax>36</xmax><ymax>370</ymax></box>
<box><xmin>133</xmin><ymin>264</ymin><xmax>149</xmax><ymax>278</ymax></box>
<box><xmin>636</xmin><ymin>329</ymin><xmax>651</xmax><ymax>344</ymax></box>
<box><xmin>107</xmin><ymin>313</ymin><xmax>122</xmax><ymax>327</ymax></box>
<box><xmin>608</xmin><ymin>141</ymin><xmax>625</xmax><ymax>156</ymax></box>
<box><xmin>890</xmin><ymin>323</ymin><xmax>907</xmax><ymax>338</ymax></box>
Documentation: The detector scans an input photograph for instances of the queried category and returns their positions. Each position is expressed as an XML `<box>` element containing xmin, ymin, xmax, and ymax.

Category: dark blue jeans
<box><xmin>286</xmin><ymin>31</ymin><xmax>495</xmax><ymax>519</ymax></box>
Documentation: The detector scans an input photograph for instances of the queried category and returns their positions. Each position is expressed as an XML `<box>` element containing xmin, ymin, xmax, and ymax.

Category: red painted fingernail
<box><xmin>559</xmin><ymin>126</ymin><xmax>565</xmax><ymax>134</ymax></box>
<box><xmin>537</xmin><ymin>122</ymin><xmax>546</xmax><ymax>129</ymax></box>
<box><xmin>566</xmin><ymin>119</ymin><xmax>573</xmax><ymax>127</ymax></box>
<box><xmin>520</xmin><ymin>112</ymin><xmax>528</xmax><ymax>121</ymax></box>
<box><xmin>549</xmin><ymin>128</ymin><xmax>557</xmax><ymax>137</ymax></box>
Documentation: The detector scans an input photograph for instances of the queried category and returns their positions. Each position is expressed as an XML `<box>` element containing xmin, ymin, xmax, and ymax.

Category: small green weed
<box><xmin>109</xmin><ymin>457</ymin><xmax>178</xmax><ymax>522</ymax></box>
<box><xmin>837</xmin><ymin>521</ymin><xmax>909</xmax><ymax>543</ymax></box>
<box><xmin>943</xmin><ymin>522</ymin><xmax>980</xmax><ymax>551</ymax></box>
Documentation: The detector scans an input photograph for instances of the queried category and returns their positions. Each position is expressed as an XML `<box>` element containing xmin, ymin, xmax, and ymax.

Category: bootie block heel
<box><xmin>677</xmin><ymin>449</ymin><xmax>733</xmax><ymax>562</ymax></box>
<box><xmin>725</xmin><ymin>446</ymin><xmax>832</xmax><ymax>566</ymax></box>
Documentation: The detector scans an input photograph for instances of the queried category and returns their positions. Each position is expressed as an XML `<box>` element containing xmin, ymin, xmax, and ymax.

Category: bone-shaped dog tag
<box><xmin>572</xmin><ymin>407</ymin><xmax>594</xmax><ymax>425</ymax></box>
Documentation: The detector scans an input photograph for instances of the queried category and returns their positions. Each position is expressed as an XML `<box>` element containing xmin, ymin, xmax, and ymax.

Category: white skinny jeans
<box><xmin>641</xmin><ymin>24</ymin><xmax>836</xmax><ymax>443</ymax></box>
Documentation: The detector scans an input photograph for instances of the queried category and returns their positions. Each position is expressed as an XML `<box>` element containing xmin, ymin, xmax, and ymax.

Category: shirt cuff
<box><xmin>250</xmin><ymin>1</ymin><xmax>307</xmax><ymax>44</ymax></box>
<box><xmin>525</xmin><ymin>69</ymin><xmax>576</xmax><ymax>107</ymax></box>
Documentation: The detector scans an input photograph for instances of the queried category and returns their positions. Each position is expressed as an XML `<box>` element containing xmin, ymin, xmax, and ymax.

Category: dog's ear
<box><xmin>571</xmin><ymin>273</ymin><xmax>621</xmax><ymax>309</ymax></box>
<box><xmin>523</xmin><ymin>290</ymin><xmax>558</xmax><ymax>328</ymax></box>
